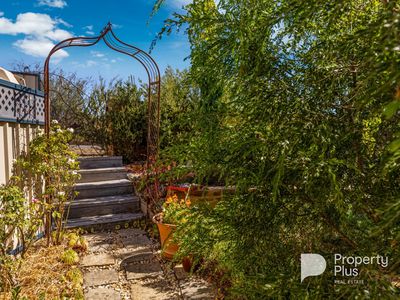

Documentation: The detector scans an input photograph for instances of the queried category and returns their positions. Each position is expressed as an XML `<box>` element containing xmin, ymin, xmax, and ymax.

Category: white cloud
<box><xmin>46</xmin><ymin>28</ymin><xmax>72</xmax><ymax>40</ymax></box>
<box><xmin>14</xmin><ymin>37</ymin><xmax>68</xmax><ymax>59</ymax></box>
<box><xmin>38</xmin><ymin>0</ymin><xmax>67</xmax><ymax>8</ymax></box>
<box><xmin>85</xmin><ymin>60</ymin><xmax>97</xmax><ymax>67</ymax></box>
<box><xmin>0</xmin><ymin>12</ymin><xmax>72</xmax><ymax>59</ymax></box>
<box><xmin>55</xmin><ymin>17</ymin><xmax>72</xmax><ymax>28</ymax></box>
<box><xmin>73</xmin><ymin>59</ymin><xmax>111</xmax><ymax>69</ymax></box>
<box><xmin>0</xmin><ymin>12</ymin><xmax>4</xmax><ymax>17</ymax></box>
<box><xmin>0</xmin><ymin>13</ymin><xmax>54</xmax><ymax>36</ymax></box>
<box><xmin>0</xmin><ymin>13</ymin><xmax>72</xmax><ymax>39</ymax></box>
<box><xmin>83</xmin><ymin>25</ymin><xmax>95</xmax><ymax>35</ymax></box>
<box><xmin>91</xmin><ymin>51</ymin><xmax>105</xmax><ymax>58</ymax></box>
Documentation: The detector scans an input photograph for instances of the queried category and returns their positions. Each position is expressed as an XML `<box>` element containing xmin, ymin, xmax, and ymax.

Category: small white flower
<box><xmin>384</xmin><ymin>23</ymin><xmax>391</xmax><ymax>28</ymax></box>
<box><xmin>51</xmin><ymin>120</ymin><xmax>59</xmax><ymax>124</ymax></box>
<box><xmin>393</xmin><ymin>46</ymin><xmax>400</xmax><ymax>52</ymax></box>
<box><xmin>68</xmin><ymin>158</ymin><xmax>75</xmax><ymax>164</ymax></box>
<box><xmin>72</xmin><ymin>170</ymin><xmax>78</xmax><ymax>175</ymax></box>
<box><xmin>56</xmin><ymin>128</ymin><xmax>63</xmax><ymax>133</ymax></box>
<box><xmin>12</xmin><ymin>159</ymin><xmax>16</xmax><ymax>164</ymax></box>
<box><xmin>58</xmin><ymin>191</ymin><xmax>65</xmax><ymax>196</ymax></box>
<box><xmin>67</xmin><ymin>128</ymin><xmax>74</xmax><ymax>133</ymax></box>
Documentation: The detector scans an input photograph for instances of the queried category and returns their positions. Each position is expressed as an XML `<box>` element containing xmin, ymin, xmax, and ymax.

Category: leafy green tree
<box><xmin>77</xmin><ymin>70</ymin><xmax>196</xmax><ymax>163</ymax></box>
<box><xmin>106</xmin><ymin>78</ymin><xmax>147</xmax><ymax>162</ymax></box>
<box><xmin>154</xmin><ymin>0</ymin><xmax>400</xmax><ymax>298</ymax></box>
<box><xmin>159</xmin><ymin>67</ymin><xmax>199</xmax><ymax>148</ymax></box>
<box><xmin>78</xmin><ymin>78</ymin><xmax>111</xmax><ymax>149</ymax></box>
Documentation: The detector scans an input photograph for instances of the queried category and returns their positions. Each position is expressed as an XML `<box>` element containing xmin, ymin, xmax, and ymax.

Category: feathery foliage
<box><xmin>154</xmin><ymin>0</ymin><xmax>400</xmax><ymax>298</ymax></box>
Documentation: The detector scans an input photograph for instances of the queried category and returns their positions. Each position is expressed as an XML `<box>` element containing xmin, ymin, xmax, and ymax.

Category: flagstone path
<box><xmin>81</xmin><ymin>228</ymin><xmax>215</xmax><ymax>300</ymax></box>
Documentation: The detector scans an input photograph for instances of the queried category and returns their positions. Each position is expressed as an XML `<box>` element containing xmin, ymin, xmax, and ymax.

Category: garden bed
<box><xmin>1</xmin><ymin>236</ymin><xmax>85</xmax><ymax>300</ymax></box>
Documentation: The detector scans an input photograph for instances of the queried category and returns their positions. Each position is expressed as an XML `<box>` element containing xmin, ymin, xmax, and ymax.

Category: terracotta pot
<box><xmin>182</xmin><ymin>256</ymin><xmax>193</xmax><ymax>272</ymax></box>
<box><xmin>153</xmin><ymin>213</ymin><xmax>179</xmax><ymax>260</ymax></box>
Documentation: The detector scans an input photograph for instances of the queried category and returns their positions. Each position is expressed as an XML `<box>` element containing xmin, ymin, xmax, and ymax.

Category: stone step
<box><xmin>65</xmin><ymin>212</ymin><xmax>144</xmax><ymax>229</ymax></box>
<box><xmin>78</xmin><ymin>167</ymin><xmax>127</xmax><ymax>183</ymax></box>
<box><xmin>78</xmin><ymin>156</ymin><xmax>123</xmax><ymax>169</ymax></box>
<box><xmin>75</xmin><ymin>179</ymin><xmax>133</xmax><ymax>199</ymax></box>
<box><xmin>68</xmin><ymin>195</ymin><xmax>140</xmax><ymax>218</ymax></box>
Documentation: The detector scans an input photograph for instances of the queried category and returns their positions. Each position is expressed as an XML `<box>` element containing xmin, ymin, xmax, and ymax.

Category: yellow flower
<box><xmin>172</xmin><ymin>194</ymin><xmax>178</xmax><ymax>202</ymax></box>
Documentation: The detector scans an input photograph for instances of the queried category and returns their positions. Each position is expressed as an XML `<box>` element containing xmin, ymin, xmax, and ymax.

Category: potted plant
<box><xmin>152</xmin><ymin>194</ymin><xmax>191</xmax><ymax>260</ymax></box>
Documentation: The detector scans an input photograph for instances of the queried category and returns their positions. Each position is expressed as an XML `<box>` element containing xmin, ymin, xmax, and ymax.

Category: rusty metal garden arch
<box><xmin>43</xmin><ymin>22</ymin><xmax>161</xmax><ymax>166</ymax></box>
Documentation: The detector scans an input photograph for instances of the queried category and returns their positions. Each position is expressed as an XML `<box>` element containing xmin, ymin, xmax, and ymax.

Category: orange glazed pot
<box><xmin>153</xmin><ymin>213</ymin><xmax>179</xmax><ymax>260</ymax></box>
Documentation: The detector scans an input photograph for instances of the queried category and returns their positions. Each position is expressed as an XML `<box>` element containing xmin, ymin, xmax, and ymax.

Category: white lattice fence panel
<box><xmin>0</xmin><ymin>80</ymin><xmax>45</xmax><ymax>124</ymax></box>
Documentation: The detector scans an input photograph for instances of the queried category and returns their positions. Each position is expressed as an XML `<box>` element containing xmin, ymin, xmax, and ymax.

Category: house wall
<box><xmin>0</xmin><ymin>122</ymin><xmax>42</xmax><ymax>185</ymax></box>
<box><xmin>0</xmin><ymin>78</ymin><xmax>45</xmax><ymax>253</ymax></box>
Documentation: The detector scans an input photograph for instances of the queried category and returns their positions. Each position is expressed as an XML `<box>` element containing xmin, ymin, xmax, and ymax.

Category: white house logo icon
<box><xmin>301</xmin><ymin>254</ymin><xmax>327</xmax><ymax>282</ymax></box>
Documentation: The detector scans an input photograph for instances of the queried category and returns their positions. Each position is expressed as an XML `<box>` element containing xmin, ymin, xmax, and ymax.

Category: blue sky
<box><xmin>0</xmin><ymin>0</ymin><xmax>191</xmax><ymax>82</ymax></box>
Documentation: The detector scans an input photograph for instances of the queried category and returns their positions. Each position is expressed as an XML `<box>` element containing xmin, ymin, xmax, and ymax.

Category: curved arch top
<box><xmin>44</xmin><ymin>22</ymin><xmax>161</xmax><ymax>164</ymax></box>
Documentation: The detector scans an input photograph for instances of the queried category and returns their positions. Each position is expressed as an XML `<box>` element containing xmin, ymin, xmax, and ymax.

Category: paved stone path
<box><xmin>81</xmin><ymin>228</ymin><xmax>215</xmax><ymax>300</ymax></box>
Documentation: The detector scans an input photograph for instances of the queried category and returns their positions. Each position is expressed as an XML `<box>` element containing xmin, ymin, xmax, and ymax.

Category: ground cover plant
<box><xmin>0</xmin><ymin>124</ymin><xmax>81</xmax><ymax>297</ymax></box>
<box><xmin>13</xmin><ymin>234</ymin><xmax>85</xmax><ymax>300</ymax></box>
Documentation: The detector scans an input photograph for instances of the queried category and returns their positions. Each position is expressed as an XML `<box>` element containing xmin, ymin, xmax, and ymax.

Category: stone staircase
<box><xmin>66</xmin><ymin>156</ymin><xmax>143</xmax><ymax>229</ymax></box>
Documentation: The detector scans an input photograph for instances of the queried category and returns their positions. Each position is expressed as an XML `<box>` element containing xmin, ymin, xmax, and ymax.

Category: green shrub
<box><xmin>0</xmin><ymin>184</ymin><xmax>45</xmax><ymax>293</ymax></box>
<box><xmin>1</xmin><ymin>123</ymin><xmax>79</xmax><ymax>293</ymax></box>
<box><xmin>65</xmin><ymin>267</ymin><xmax>83</xmax><ymax>287</ymax></box>
<box><xmin>156</xmin><ymin>0</ymin><xmax>400</xmax><ymax>298</ymax></box>
<box><xmin>16</xmin><ymin>123</ymin><xmax>80</xmax><ymax>245</ymax></box>
<box><xmin>61</xmin><ymin>249</ymin><xmax>79</xmax><ymax>265</ymax></box>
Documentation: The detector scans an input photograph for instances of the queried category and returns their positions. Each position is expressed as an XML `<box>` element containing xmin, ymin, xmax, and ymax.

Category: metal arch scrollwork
<box><xmin>43</xmin><ymin>23</ymin><xmax>161</xmax><ymax>226</ymax></box>
<box><xmin>44</xmin><ymin>22</ymin><xmax>161</xmax><ymax>170</ymax></box>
